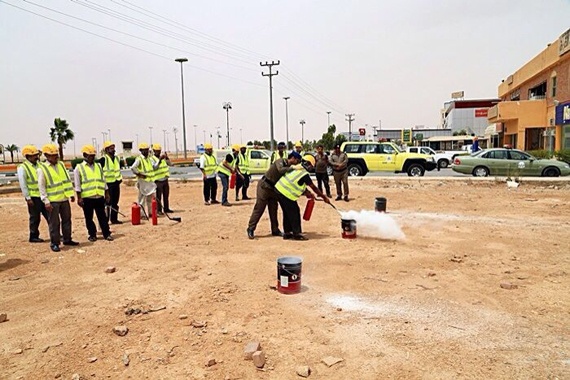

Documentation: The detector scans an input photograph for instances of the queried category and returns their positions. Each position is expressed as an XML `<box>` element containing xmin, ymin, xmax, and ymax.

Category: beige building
<box><xmin>488</xmin><ymin>28</ymin><xmax>570</xmax><ymax>151</ymax></box>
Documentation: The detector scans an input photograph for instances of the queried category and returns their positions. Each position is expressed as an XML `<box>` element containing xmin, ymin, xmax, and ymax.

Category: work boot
<box><xmin>283</xmin><ymin>233</ymin><xmax>293</xmax><ymax>240</ymax></box>
<box><xmin>63</xmin><ymin>240</ymin><xmax>79</xmax><ymax>246</ymax></box>
<box><xmin>293</xmin><ymin>234</ymin><xmax>308</xmax><ymax>241</ymax></box>
<box><xmin>344</xmin><ymin>196</ymin><xmax>349</xmax><ymax>202</ymax></box>
<box><xmin>104</xmin><ymin>236</ymin><xmax>114</xmax><ymax>241</ymax></box>
<box><xmin>335</xmin><ymin>196</ymin><xmax>342</xmax><ymax>201</ymax></box>
<box><xmin>204</xmin><ymin>201</ymin><xmax>211</xmax><ymax>206</ymax></box>
<box><xmin>211</xmin><ymin>200</ymin><xmax>220</xmax><ymax>204</ymax></box>
<box><xmin>271</xmin><ymin>230</ymin><xmax>283</xmax><ymax>237</ymax></box>
<box><xmin>88</xmin><ymin>236</ymin><xmax>97</xmax><ymax>242</ymax></box>
<box><xmin>222</xmin><ymin>202</ymin><xmax>232</xmax><ymax>207</ymax></box>
<box><xmin>50</xmin><ymin>244</ymin><xmax>60</xmax><ymax>252</ymax></box>
<box><xmin>247</xmin><ymin>228</ymin><xmax>255</xmax><ymax>239</ymax></box>
<box><xmin>111</xmin><ymin>220</ymin><xmax>123</xmax><ymax>225</ymax></box>
<box><xmin>29</xmin><ymin>237</ymin><xmax>44</xmax><ymax>243</ymax></box>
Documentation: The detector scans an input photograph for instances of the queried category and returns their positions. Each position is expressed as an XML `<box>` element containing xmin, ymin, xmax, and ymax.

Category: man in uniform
<box><xmin>246</xmin><ymin>151</ymin><xmax>302</xmax><ymax>239</ymax></box>
<box><xmin>151</xmin><ymin>143</ymin><xmax>172</xmax><ymax>214</ymax></box>
<box><xmin>199</xmin><ymin>143</ymin><xmax>219</xmax><ymax>205</ymax></box>
<box><xmin>131</xmin><ymin>143</ymin><xmax>155</xmax><ymax>216</ymax></box>
<box><xmin>330</xmin><ymin>144</ymin><xmax>349</xmax><ymax>201</ymax></box>
<box><xmin>275</xmin><ymin>155</ymin><xmax>330</xmax><ymax>240</ymax></box>
<box><xmin>17</xmin><ymin>145</ymin><xmax>48</xmax><ymax>242</ymax></box>
<box><xmin>314</xmin><ymin>144</ymin><xmax>332</xmax><ymax>198</ymax></box>
<box><xmin>270</xmin><ymin>141</ymin><xmax>287</xmax><ymax>163</ymax></box>
<box><xmin>100</xmin><ymin>141</ymin><xmax>123</xmax><ymax>224</ymax></box>
<box><xmin>38</xmin><ymin>143</ymin><xmax>79</xmax><ymax>252</ymax></box>
<box><xmin>236</xmin><ymin>145</ymin><xmax>251</xmax><ymax>201</ymax></box>
<box><xmin>75</xmin><ymin>145</ymin><xmax>112</xmax><ymax>242</ymax></box>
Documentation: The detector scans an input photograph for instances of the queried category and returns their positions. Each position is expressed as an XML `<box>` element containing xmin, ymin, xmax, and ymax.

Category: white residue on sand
<box><xmin>340</xmin><ymin>210</ymin><xmax>405</xmax><ymax>240</ymax></box>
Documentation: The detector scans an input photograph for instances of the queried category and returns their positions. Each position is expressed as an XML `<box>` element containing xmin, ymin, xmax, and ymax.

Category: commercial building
<box><xmin>488</xmin><ymin>28</ymin><xmax>570</xmax><ymax>151</ymax></box>
<box><xmin>441</xmin><ymin>99</ymin><xmax>500</xmax><ymax>137</ymax></box>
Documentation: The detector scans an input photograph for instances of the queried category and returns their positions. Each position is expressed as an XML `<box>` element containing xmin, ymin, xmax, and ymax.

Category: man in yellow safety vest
<box><xmin>236</xmin><ymin>145</ymin><xmax>251</xmax><ymax>201</ymax></box>
<box><xmin>294</xmin><ymin>141</ymin><xmax>305</xmax><ymax>157</ymax></box>
<box><xmin>275</xmin><ymin>154</ymin><xmax>330</xmax><ymax>241</ymax></box>
<box><xmin>131</xmin><ymin>143</ymin><xmax>156</xmax><ymax>216</ymax></box>
<box><xmin>199</xmin><ymin>143</ymin><xmax>219</xmax><ymax>205</ymax></box>
<box><xmin>216</xmin><ymin>144</ymin><xmax>241</xmax><ymax>207</ymax></box>
<box><xmin>38</xmin><ymin>144</ymin><xmax>79</xmax><ymax>252</ymax></box>
<box><xmin>270</xmin><ymin>141</ymin><xmax>287</xmax><ymax>163</ymax></box>
<box><xmin>75</xmin><ymin>145</ymin><xmax>112</xmax><ymax>242</ymax></box>
<box><xmin>151</xmin><ymin>143</ymin><xmax>172</xmax><ymax>214</ymax></box>
<box><xmin>17</xmin><ymin>145</ymin><xmax>49</xmax><ymax>242</ymax></box>
<box><xmin>100</xmin><ymin>141</ymin><xmax>123</xmax><ymax>224</ymax></box>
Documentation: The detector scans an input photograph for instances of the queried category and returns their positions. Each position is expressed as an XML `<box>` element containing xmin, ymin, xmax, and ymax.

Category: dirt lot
<box><xmin>1</xmin><ymin>178</ymin><xmax>569</xmax><ymax>379</ymax></box>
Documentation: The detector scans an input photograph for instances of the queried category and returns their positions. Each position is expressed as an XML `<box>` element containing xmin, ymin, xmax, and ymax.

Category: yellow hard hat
<box><xmin>204</xmin><ymin>143</ymin><xmax>213</xmax><ymax>150</ymax></box>
<box><xmin>295</xmin><ymin>141</ymin><xmax>303</xmax><ymax>148</ymax></box>
<box><xmin>81</xmin><ymin>144</ymin><xmax>96</xmax><ymax>155</ymax></box>
<box><xmin>138</xmin><ymin>142</ymin><xmax>150</xmax><ymax>150</ymax></box>
<box><xmin>42</xmin><ymin>144</ymin><xmax>59</xmax><ymax>156</ymax></box>
<box><xmin>231</xmin><ymin>144</ymin><xmax>241</xmax><ymax>151</ymax></box>
<box><xmin>152</xmin><ymin>143</ymin><xmax>162</xmax><ymax>151</ymax></box>
<box><xmin>303</xmin><ymin>154</ymin><xmax>316</xmax><ymax>166</ymax></box>
<box><xmin>22</xmin><ymin>145</ymin><xmax>39</xmax><ymax>156</ymax></box>
<box><xmin>103</xmin><ymin>141</ymin><xmax>115</xmax><ymax>149</ymax></box>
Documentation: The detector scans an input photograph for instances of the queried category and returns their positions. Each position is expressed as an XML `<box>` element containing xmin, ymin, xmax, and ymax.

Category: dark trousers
<box><xmin>277</xmin><ymin>193</ymin><xmax>302</xmax><ymax>236</ymax></box>
<box><xmin>236</xmin><ymin>174</ymin><xmax>250</xmax><ymax>198</ymax></box>
<box><xmin>82</xmin><ymin>197</ymin><xmax>111</xmax><ymax>238</ymax></box>
<box><xmin>106</xmin><ymin>181</ymin><xmax>121</xmax><ymax>222</ymax></box>
<box><xmin>155</xmin><ymin>179</ymin><xmax>170</xmax><ymax>212</ymax></box>
<box><xmin>28</xmin><ymin>197</ymin><xmax>49</xmax><ymax>239</ymax></box>
<box><xmin>203</xmin><ymin>177</ymin><xmax>218</xmax><ymax>202</ymax></box>
<box><xmin>315</xmin><ymin>172</ymin><xmax>331</xmax><ymax>196</ymax></box>
<box><xmin>48</xmin><ymin>200</ymin><xmax>72</xmax><ymax>245</ymax></box>
<box><xmin>247</xmin><ymin>180</ymin><xmax>279</xmax><ymax>233</ymax></box>
<box><xmin>219</xmin><ymin>173</ymin><xmax>230</xmax><ymax>204</ymax></box>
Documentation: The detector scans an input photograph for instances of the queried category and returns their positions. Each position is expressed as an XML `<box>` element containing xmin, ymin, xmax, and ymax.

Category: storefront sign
<box><xmin>555</xmin><ymin>101</ymin><xmax>570</xmax><ymax>124</ymax></box>
<box><xmin>475</xmin><ymin>109</ymin><xmax>488</xmax><ymax>118</ymax></box>
<box><xmin>559</xmin><ymin>28</ymin><xmax>570</xmax><ymax>56</ymax></box>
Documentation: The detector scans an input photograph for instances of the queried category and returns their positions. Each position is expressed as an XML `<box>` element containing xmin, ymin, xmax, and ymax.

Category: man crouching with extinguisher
<box><xmin>274</xmin><ymin>154</ymin><xmax>330</xmax><ymax>241</ymax></box>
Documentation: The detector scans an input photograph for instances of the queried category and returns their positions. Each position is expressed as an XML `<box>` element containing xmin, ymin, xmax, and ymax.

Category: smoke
<box><xmin>340</xmin><ymin>210</ymin><xmax>405</xmax><ymax>240</ymax></box>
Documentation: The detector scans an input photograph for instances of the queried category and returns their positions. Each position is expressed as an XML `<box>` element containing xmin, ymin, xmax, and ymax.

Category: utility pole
<box><xmin>299</xmin><ymin>119</ymin><xmax>306</xmax><ymax>144</ymax></box>
<box><xmin>175</xmin><ymin>58</ymin><xmax>189</xmax><ymax>159</ymax></box>
<box><xmin>163</xmin><ymin>129</ymin><xmax>167</xmax><ymax>151</ymax></box>
<box><xmin>173</xmin><ymin>128</ymin><xmax>178</xmax><ymax>157</ymax></box>
<box><xmin>327</xmin><ymin>111</ymin><xmax>331</xmax><ymax>129</ymax></box>
<box><xmin>345</xmin><ymin>114</ymin><xmax>355</xmax><ymax>141</ymax></box>
<box><xmin>223</xmin><ymin>102</ymin><xmax>232</xmax><ymax>147</ymax></box>
<box><xmin>260</xmin><ymin>60</ymin><xmax>280</xmax><ymax>151</ymax></box>
<box><xmin>149</xmin><ymin>126</ymin><xmax>153</xmax><ymax>145</ymax></box>
<box><xmin>216</xmin><ymin>127</ymin><xmax>221</xmax><ymax>149</ymax></box>
<box><xmin>193</xmin><ymin>125</ymin><xmax>197</xmax><ymax>152</ymax></box>
<box><xmin>283</xmin><ymin>96</ymin><xmax>290</xmax><ymax>148</ymax></box>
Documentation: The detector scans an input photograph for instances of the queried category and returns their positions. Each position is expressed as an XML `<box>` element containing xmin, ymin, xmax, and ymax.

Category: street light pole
<box><xmin>240</xmin><ymin>128</ymin><xmax>243</xmax><ymax>144</ymax></box>
<box><xmin>223</xmin><ymin>102</ymin><xmax>232</xmax><ymax>147</ymax></box>
<box><xmin>163</xmin><ymin>129</ymin><xmax>167</xmax><ymax>150</ymax></box>
<box><xmin>299</xmin><ymin>119</ymin><xmax>306</xmax><ymax>144</ymax></box>
<box><xmin>283</xmin><ymin>96</ymin><xmax>290</xmax><ymax>148</ymax></box>
<box><xmin>108</xmin><ymin>128</ymin><xmax>111</xmax><ymax>142</ymax></box>
<box><xmin>175</xmin><ymin>57</ymin><xmax>189</xmax><ymax>159</ymax></box>
<box><xmin>193</xmin><ymin>125</ymin><xmax>197</xmax><ymax>152</ymax></box>
<box><xmin>172</xmin><ymin>128</ymin><xmax>178</xmax><ymax>157</ymax></box>
<box><xmin>216</xmin><ymin>127</ymin><xmax>221</xmax><ymax>149</ymax></box>
<box><xmin>149</xmin><ymin>126</ymin><xmax>153</xmax><ymax>145</ymax></box>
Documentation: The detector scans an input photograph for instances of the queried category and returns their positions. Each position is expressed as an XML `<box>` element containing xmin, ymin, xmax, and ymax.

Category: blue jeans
<box><xmin>218</xmin><ymin>173</ymin><xmax>229</xmax><ymax>204</ymax></box>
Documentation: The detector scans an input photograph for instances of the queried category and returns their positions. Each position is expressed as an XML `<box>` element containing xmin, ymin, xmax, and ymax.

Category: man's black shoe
<box><xmin>344</xmin><ymin>196</ymin><xmax>349</xmax><ymax>202</ymax></box>
<box><xmin>293</xmin><ymin>234</ymin><xmax>309</xmax><ymax>241</ymax></box>
<box><xmin>335</xmin><ymin>196</ymin><xmax>342</xmax><ymax>201</ymax></box>
<box><xmin>283</xmin><ymin>233</ymin><xmax>293</xmax><ymax>240</ymax></box>
<box><xmin>211</xmin><ymin>200</ymin><xmax>220</xmax><ymax>204</ymax></box>
<box><xmin>50</xmin><ymin>244</ymin><xmax>61</xmax><ymax>252</ymax></box>
<box><xmin>242</xmin><ymin>196</ymin><xmax>251</xmax><ymax>200</ymax></box>
<box><xmin>63</xmin><ymin>240</ymin><xmax>79</xmax><ymax>246</ymax></box>
<box><xmin>271</xmin><ymin>230</ymin><xmax>283</xmax><ymax>237</ymax></box>
<box><xmin>111</xmin><ymin>220</ymin><xmax>123</xmax><ymax>225</ymax></box>
<box><xmin>247</xmin><ymin>228</ymin><xmax>255</xmax><ymax>239</ymax></box>
<box><xmin>29</xmin><ymin>237</ymin><xmax>44</xmax><ymax>243</ymax></box>
<box><xmin>104</xmin><ymin>236</ymin><xmax>114</xmax><ymax>241</ymax></box>
<box><xmin>88</xmin><ymin>236</ymin><xmax>97</xmax><ymax>242</ymax></box>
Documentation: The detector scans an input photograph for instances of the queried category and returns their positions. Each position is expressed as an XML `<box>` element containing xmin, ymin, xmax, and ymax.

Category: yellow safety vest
<box><xmin>103</xmin><ymin>154</ymin><xmax>123</xmax><ymax>183</ymax></box>
<box><xmin>238</xmin><ymin>152</ymin><xmax>250</xmax><ymax>175</ymax></box>
<box><xmin>201</xmin><ymin>153</ymin><xmax>217</xmax><ymax>176</ymax></box>
<box><xmin>216</xmin><ymin>155</ymin><xmax>235</xmax><ymax>176</ymax></box>
<box><xmin>137</xmin><ymin>155</ymin><xmax>155</xmax><ymax>182</ymax></box>
<box><xmin>40</xmin><ymin>162</ymin><xmax>74</xmax><ymax>202</ymax></box>
<box><xmin>275</xmin><ymin>169</ymin><xmax>308</xmax><ymax>201</ymax></box>
<box><xmin>271</xmin><ymin>151</ymin><xmax>286</xmax><ymax>163</ymax></box>
<box><xmin>78</xmin><ymin>162</ymin><xmax>105</xmax><ymax>198</ymax></box>
<box><xmin>19</xmin><ymin>160</ymin><xmax>40</xmax><ymax>198</ymax></box>
<box><xmin>151</xmin><ymin>156</ymin><xmax>170</xmax><ymax>181</ymax></box>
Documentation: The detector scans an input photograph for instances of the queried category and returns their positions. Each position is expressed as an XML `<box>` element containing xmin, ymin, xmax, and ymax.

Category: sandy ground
<box><xmin>1</xmin><ymin>178</ymin><xmax>569</xmax><ymax>380</ymax></box>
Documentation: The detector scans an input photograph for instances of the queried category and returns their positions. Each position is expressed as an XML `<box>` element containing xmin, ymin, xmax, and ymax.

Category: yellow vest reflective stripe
<box><xmin>138</xmin><ymin>156</ymin><xmax>155</xmax><ymax>182</ymax></box>
<box><xmin>78</xmin><ymin>162</ymin><xmax>105</xmax><ymax>198</ymax></box>
<box><xmin>40</xmin><ymin>162</ymin><xmax>73</xmax><ymax>201</ymax></box>
<box><xmin>216</xmin><ymin>156</ymin><xmax>235</xmax><ymax>176</ymax></box>
<box><xmin>238</xmin><ymin>153</ymin><xmax>250</xmax><ymax>174</ymax></box>
<box><xmin>202</xmin><ymin>153</ymin><xmax>217</xmax><ymax>175</ymax></box>
<box><xmin>151</xmin><ymin>156</ymin><xmax>170</xmax><ymax>181</ymax></box>
<box><xmin>103</xmin><ymin>154</ymin><xmax>123</xmax><ymax>183</ymax></box>
<box><xmin>20</xmin><ymin>160</ymin><xmax>40</xmax><ymax>197</ymax></box>
<box><xmin>275</xmin><ymin>169</ymin><xmax>308</xmax><ymax>201</ymax></box>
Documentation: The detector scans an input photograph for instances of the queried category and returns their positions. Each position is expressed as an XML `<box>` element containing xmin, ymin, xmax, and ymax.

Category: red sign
<box><xmin>475</xmin><ymin>109</ymin><xmax>488</xmax><ymax>118</ymax></box>
<box><xmin>358</xmin><ymin>128</ymin><xmax>366</xmax><ymax>136</ymax></box>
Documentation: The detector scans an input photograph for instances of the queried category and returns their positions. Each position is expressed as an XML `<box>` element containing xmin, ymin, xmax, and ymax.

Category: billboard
<box><xmin>451</xmin><ymin>91</ymin><xmax>464</xmax><ymax>99</ymax></box>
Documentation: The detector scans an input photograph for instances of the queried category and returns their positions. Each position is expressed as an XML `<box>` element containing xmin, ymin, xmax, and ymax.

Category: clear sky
<box><xmin>1</xmin><ymin>0</ymin><xmax>569</xmax><ymax>154</ymax></box>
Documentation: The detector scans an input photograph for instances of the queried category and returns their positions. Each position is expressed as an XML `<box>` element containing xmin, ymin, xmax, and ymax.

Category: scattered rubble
<box><xmin>296</xmin><ymin>365</ymin><xmax>311</xmax><ymax>377</ymax></box>
<box><xmin>321</xmin><ymin>356</ymin><xmax>343</xmax><ymax>367</ymax></box>
<box><xmin>244</xmin><ymin>341</ymin><xmax>261</xmax><ymax>360</ymax></box>
<box><xmin>105</xmin><ymin>266</ymin><xmax>116</xmax><ymax>273</ymax></box>
<box><xmin>500</xmin><ymin>282</ymin><xmax>518</xmax><ymax>290</ymax></box>
<box><xmin>252</xmin><ymin>351</ymin><xmax>266</xmax><ymax>368</ymax></box>
<box><xmin>113</xmin><ymin>325</ymin><xmax>129</xmax><ymax>336</ymax></box>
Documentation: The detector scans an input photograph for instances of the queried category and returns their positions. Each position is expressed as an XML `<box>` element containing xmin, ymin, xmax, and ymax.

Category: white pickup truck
<box><xmin>406</xmin><ymin>146</ymin><xmax>455</xmax><ymax>169</ymax></box>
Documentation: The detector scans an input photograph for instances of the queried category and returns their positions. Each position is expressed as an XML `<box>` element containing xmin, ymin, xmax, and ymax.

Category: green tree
<box><xmin>49</xmin><ymin>118</ymin><xmax>75</xmax><ymax>160</ymax></box>
<box><xmin>319</xmin><ymin>124</ymin><xmax>337</xmax><ymax>150</ymax></box>
<box><xmin>334</xmin><ymin>133</ymin><xmax>347</xmax><ymax>147</ymax></box>
<box><xmin>453</xmin><ymin>129</ymin><xmax>468</xmax><ymax>136</ymax></box>
<box><xmin>4</xmin><ymin>144</ymin><xmax>19</xmax><ymax>163</ymax></box>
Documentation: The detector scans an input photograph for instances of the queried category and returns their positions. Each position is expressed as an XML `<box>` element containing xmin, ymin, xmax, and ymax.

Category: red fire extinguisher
<box><xmin>303</xmin><ymin>197</ymin><xmax>315</xmax><ymax>221</ymax></box>
<box><xmin>229</xmin><ymin>172</ymin><xmax>236</xmax><ymax>189</ymax></box>
<box><xmin>151</xmin><ymin>196</ymin><xmax>158</xmax><ymax>225</ymax></box>
<box><xmin>131</xmin><ymin>202</ymin><xmax>141</xmax><ymax>225</ymax></box>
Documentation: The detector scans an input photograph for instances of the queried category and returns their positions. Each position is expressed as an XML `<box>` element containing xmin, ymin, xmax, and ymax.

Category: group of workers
<box><xmin>18</xmin><ymin>138</ymin><xmax>350</xmax><ymax>248</ymax></box>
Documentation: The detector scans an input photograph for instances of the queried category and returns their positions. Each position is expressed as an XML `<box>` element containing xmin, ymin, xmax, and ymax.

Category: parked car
<box><xmin>451</xmin><ymin>148</ymin><xmax>570</xmax><ymax>177</ymax></box>
<box><xmin>406</xmin><ymin>146</ymin><xmax>454</xmax><ymax>169</ymax></box>
<box><xmin>194</xmin><ymin>148</ymin><xmax>273</xmax><ymax>175</ymax></box>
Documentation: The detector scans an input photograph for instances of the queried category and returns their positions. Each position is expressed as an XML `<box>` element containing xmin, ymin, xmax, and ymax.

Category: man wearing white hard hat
<box><xmin>131</xmin><ymin>143</ymin><xmax>156</xmax><ymax>216</ymax></box>
<box><xmin>150</xmin><ymin>143</ymin><xmax>172</xmax><ymax>214</ymax></box>
<box><xmin>38</xmin><ymin>143</ymin><xmax>79</xmax><ymax>252</ymax></box>
<box><xmin>75</xmin><ymin>145</ymin><xmax>112</xmax><ymax>242</ymax></box>
<box><xmin>17</xmin><ymin>144</ymin><xmax>49</xmax><ymax>242</ymax></box>
<box><xmin>199</xmin><ymin>143</ymin><xmax>219</xmax><ymax>205</ymax></box>
<box><xmin>100</xmin><ymin>141</ymin><xmax>123</xmax><ymax>224</ymax></box>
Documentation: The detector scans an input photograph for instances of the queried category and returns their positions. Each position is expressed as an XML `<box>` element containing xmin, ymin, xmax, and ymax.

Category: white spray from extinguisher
<box><xmin>340</xmin><ymin>210</ymin><xmax>405</xmax><ymax>240</ymax></box>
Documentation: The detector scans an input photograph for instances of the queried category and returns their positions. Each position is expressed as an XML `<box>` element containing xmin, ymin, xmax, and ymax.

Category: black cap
<box><xmin>277</xmin><ymin>142</ymin><xmax>286</xmax><ymax>148</ymax></box>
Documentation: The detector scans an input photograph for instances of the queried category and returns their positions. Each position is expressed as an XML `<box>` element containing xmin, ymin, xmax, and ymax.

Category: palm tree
<box><xmin>49</xmin><ymin>118</ymin><xmax>75</xmax><ymax>160</ymax></box>
<box><xmin>4</xmin><ymin>144</ymin><xmax>19</xmax><ymax>163</ymax></box>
